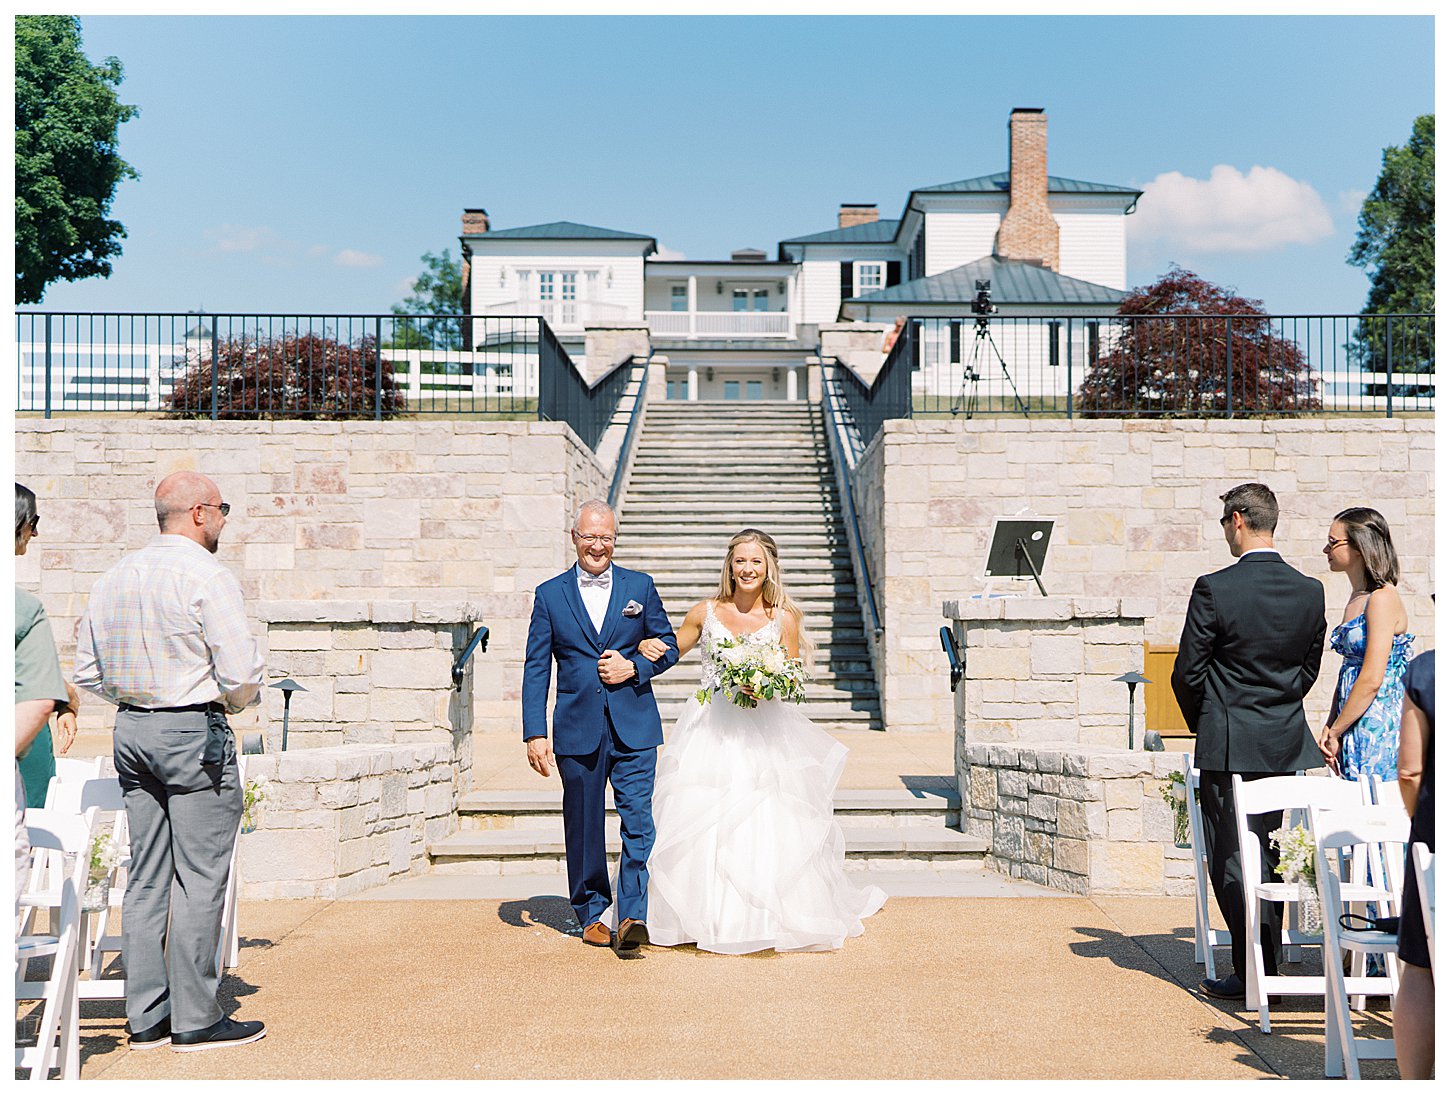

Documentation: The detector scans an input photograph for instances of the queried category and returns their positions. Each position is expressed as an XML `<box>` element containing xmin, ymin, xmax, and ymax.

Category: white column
<box><xmin>687</xmin><ymin>366</ymin><xmax>699</xmax><ymax>401</ymax></box>
<box><xmin>785</xmin><ymin>366</ymin><xmax>799</xmax><ymax>402</ymax></box>
<box><xmin>785</xmin><ymin>273</ymin><xmax>796</xmax><ymax>328</ymax></box>
<box><xmin>687</xmin><ymin>276</ymin><xmax>697</xmax><ymax>338</ymax></box>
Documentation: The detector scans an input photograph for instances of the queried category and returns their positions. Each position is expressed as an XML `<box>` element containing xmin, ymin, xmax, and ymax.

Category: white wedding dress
<box><xmin>644</xmin><ymin>602</ymin><xmax>886</xmax><ymax>954</ymax></box>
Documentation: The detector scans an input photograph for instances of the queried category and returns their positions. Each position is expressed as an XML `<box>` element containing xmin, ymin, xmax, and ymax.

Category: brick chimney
<box><xmin>838</xmin><ymin>203</ymin><xmax>879</xmax><ymax>229</ymax></box>
<box><xmin>994</xmin><ymin>109</ymin><xmax>1059</xmax><ymax>271</ymax></box>
<box><xmin>461</xmin><ymin>208</ymin><xmax>490</xmax><ymax>235</ymax></box>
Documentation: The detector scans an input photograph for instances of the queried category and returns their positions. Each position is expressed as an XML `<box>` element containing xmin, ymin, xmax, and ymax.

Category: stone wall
<box><xmin>961</xmin><ymin>742</ymin><xmax>1189</xmax><ymax>896</ymax></box>
<box><xmin>258</xmin><ymin>600</ymin><xmax>480</xmax><ymax>786</ymax></box>
<box><xmin>851</xmin><ymin>418</ymin><xmax>1434</xmax><ymax>732</ymax></box>
<box><xmin>15</xmin><ymin>420</ymin><xmax>610</xmax><ymax>739</ymax></box>
<box><xmin>945</xmin><ymin>597</ymin><xmax>1150</xmax><ymax>748</ymax></box>
<box><xmin>238</xmin><ymin>742</ymin><xmax>456</xmax><ymax>899</ymax></box>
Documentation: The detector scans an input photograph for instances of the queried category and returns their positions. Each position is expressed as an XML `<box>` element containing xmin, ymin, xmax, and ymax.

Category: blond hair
<box><xmin>713</xmin><ymin>528</ymin><xmax>814</xmax><ymax>667</ymax></box>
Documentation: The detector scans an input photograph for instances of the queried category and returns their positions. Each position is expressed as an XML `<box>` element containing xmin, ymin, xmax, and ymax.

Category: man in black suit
<box><xmin>1172</xmin><ymin>482</ymin><xmax>1326</xmax><ymax>1000</ymax></box>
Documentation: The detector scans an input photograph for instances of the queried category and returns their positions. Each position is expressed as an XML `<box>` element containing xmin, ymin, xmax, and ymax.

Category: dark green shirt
<box><xmin>15</xmin><ymin>586</ymin><xmax>69</xmax><ymax>807</ymax></box>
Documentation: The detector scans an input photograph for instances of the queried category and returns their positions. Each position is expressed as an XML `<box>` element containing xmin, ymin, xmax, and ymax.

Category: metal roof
<box><xmin>916</xmin><ymin>172</ymin><xmax>1141</xmax><ymax>197</ymax></box>
<box><xmin>848</xmin><ymin>256</ymin><xmax>1125</xmax><ymax>306</ymax></box>
<box><xmin>778</xmin><ymin>219</ymin><xmax>903</xmax><ymax>246</ymax></box>
<box><xmin>473</xmin><ymin>220</ymin><xmax>657</xmax><ymax>243</ymax></box>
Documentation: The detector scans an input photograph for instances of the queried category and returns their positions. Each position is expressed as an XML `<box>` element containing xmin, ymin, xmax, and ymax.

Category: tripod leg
<box><xmin>982</xmin><ymin>328</ymin><xmax>1029</xmax><ymax>416</ymax></box>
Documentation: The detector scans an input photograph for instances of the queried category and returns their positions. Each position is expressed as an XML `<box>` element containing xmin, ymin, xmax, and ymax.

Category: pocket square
<box><xmin>622</xmin><ymin>600</ymin><xmax>643</xmax><ymax>617</ymax></box>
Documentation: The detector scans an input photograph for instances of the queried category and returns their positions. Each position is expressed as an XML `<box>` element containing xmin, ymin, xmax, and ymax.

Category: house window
<box><xmin>723</xmin><ymin>380</ymin><xmax>741</xmax><ymax>400</ymax></box>
<box><xmin>536</xmin><ymin>270</ymin><xmax>577</xmax><ymax>326</ymax></box>
<box><xmin>752</xmin><ymin>290</ymin><xmax>769</xmax><ymax>312</ymax></box>
<box><xmin>855</xmin><ymin>262</ymin><xmax>885</xmax><ymax>296</ymax></box>
<box><xmin>671</xmin><ymin>285</ymin><xmax>688</xmax><ymax>312</ymax></box>
<box><xmin>732</xmin><ymin>290</ymin><xmax>748</xmax><ymax>312</ymax></box>
<box><xmin>747</xmin><ymin>380</ymin><xmax>763</xmax><ymax>400</ymax></box>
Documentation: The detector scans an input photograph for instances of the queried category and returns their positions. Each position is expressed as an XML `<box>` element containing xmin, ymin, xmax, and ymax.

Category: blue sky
<box><xmin>30</xmin><ymin>14</ymin><xmax>1435</xmax><ymax>316</ymax></box>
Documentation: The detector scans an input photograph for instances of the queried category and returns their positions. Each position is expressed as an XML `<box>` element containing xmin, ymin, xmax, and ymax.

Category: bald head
<box><xmin>155</xmin><ymin>472</ymin><xmax>229</xmax><ymax>553</ymax></box>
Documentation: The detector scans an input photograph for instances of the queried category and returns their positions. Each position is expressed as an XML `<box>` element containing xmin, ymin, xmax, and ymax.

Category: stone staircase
<box><xmin>428</xmin><ymin>781</ymin><xmax>985</xmax><ymax>874</ymax></box>
<box><xmin>612</xmin><ymin>399</ymin><xmax>882</xmax><ymax>732</ymax></box>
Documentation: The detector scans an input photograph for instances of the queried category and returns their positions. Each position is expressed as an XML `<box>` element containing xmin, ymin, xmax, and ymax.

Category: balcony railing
<box><xmin>834</xmin><ymin>314</ymin><xmax>1435</xmax><ymax>451</ymax></box>
<box><xmin>13</xmin><ymin>313</ymin><xmax>638</xmax><ymax>450</ymax></box>
<box><xmin>476</xmin><ymin>299</ymin><xmax>628</xmax><ymax>329</ymax></box>
<box><xmin>645</xmin><ymin>310</ymin><xmax>793</xmax><ymax>338</ymax></box>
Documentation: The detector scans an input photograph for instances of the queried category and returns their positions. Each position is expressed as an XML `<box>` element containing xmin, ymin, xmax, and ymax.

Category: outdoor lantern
<box><xmin>1113</xmin><ymin>671</ymin><xmax>1151</xmax><ymax>750</ymax></box>
<box><xmin>716</xmin><ymin>281</ymin><xmax>723</xmax><ymax>294</ymax></box>
<box><xmin>269</xmin><ymin>677</ymin><xmax>308</xmax><ymax>751</ymax></box>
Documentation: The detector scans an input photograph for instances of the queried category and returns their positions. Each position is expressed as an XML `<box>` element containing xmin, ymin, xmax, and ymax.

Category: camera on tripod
<box><xmin>970</xmin><ymin>279</ymin><xmax>996</xmax><ymax>318</ymax></box>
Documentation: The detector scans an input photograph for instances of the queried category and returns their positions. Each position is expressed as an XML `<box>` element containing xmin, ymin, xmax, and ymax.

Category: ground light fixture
<box><xmin>1113</xmin><ymin>670</ymin><xmax>1151</xmax><ymax>750</ymax></box>
<box><xmin>269</xmin><ymin>677</ymin><xmax>308</xmax><ymax>751</ymax></box>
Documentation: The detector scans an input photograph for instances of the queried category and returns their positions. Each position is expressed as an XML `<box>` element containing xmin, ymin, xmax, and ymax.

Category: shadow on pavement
<box><xmin>497</xmin><ymin>895</ymin><xmax>579</xmax><ymax>937</ymax></box>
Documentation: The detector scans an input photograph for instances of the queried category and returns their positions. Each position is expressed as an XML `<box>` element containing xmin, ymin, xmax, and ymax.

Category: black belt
<box><xmin>118</xmin><ymin>702</ymin><xmax>224</xmax><ymax>714</ymax></box>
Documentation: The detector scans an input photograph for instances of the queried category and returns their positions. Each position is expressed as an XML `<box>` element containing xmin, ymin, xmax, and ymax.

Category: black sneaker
<box><xmin>171</xmin><ymin>1017</ymin><xmax>267</xmax><ymax>1052</ymax></box>
<box><xmin>127</xmin><ymin>1017</ymin><xmax>172</xmax><ymax>1050</ymax></box>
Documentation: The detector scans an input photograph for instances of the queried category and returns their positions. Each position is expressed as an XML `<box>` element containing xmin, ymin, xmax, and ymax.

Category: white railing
<box><xmin>645</xmin><ymin>311</ymin><xmax>794</xmax><ymax>338</ymax></box>
<box><xmin>476</xmin><ymin>299</ymin><xmax>627</xmax><ymax>329</ymax></box>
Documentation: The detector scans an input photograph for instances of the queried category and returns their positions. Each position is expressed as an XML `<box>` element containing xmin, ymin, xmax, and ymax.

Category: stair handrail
<box><xmin>607</xmin><ymin>351</ymin><xmax>652</xmax><ymax>512</ymax></box>
<box><xmin>817</xmin><ymin>355</ymin><xmax>882</xmax><ymax>639</ymax></box>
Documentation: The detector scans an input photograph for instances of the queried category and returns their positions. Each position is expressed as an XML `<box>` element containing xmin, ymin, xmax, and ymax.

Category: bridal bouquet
<box><xmin>697</xmin><ymin>637</ymin><xmax>807</xmax><ymax>709</ymax></box>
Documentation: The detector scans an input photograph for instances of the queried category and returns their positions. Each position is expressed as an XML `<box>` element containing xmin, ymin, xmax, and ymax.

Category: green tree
<box><xmin>1348</xmin><ymin>114</ymin><xmax>1434</xmax><ymax>386</ymax></box>
<box><xmin>15</xmin><ymin>15</ymin><xmax>138</xmax><ymax>304</ymax></box>
<box><xmin>389</xmin><ymin>249</ymin><xmax>464</xmax><ymax>350</ymax></box>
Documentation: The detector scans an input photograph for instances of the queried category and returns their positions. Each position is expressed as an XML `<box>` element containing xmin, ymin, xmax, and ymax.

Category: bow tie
<box><xmin>579</xmin><ymin>572</ymin><xmax>611</xmax><ymax>589</ymax></box>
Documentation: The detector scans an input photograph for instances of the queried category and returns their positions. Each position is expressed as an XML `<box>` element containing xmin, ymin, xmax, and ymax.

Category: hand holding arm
<box><xmin>629</xmin><ymin>580</ymin><xmax>680</xmax><ymax>684</ymax></box>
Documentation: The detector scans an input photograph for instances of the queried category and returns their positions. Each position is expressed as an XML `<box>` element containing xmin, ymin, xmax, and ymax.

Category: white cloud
<box><xmin>207</xmin><ymin>225</ymin><xmax>281</xmax><ymax>253</ymax></box>
<box><xmin>653</xmin><ymin>245</ymin><xmax>687</xmax><ymax>261</ymax></box>
<box><xmin>333</xmin><ymin>249</ymin><xmax>385</xmax><ymax>268</ymax></box>
<box><xmin>1130</xmin><ymin>165</ymin><xmax>1334</xmax><ymax>253</ymax></box>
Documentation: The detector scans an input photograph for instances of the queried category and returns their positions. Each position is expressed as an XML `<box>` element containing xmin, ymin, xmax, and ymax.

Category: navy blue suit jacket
<box><xmin>521</xmin><ymin>564</ymin><xmax>680</xmax><ymax>755</ymax></box>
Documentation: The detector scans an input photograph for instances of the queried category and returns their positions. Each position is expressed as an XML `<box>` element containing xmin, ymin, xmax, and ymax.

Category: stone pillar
<box><xmin>819</xmin><ymin>322</ymin><xmax>892</xmax><ymax>386</ymax></box>
<box><xmin>582</xmin><ymin>323</ymin><xmax>650</xmax><ymax>386</ymax></box>
<box><xmin>258</xmin><ymin>600</ymin><xmax>482</xmax><ymax>792</ymax></box>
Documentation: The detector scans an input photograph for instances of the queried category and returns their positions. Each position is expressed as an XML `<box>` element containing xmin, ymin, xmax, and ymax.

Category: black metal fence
<box><xmin>836</xmin><ymin>314</ymin><xmax>1434</xmax><ymax>451</ymax></box>
<box><xmin>16</xmin><ymin>312</ymin><xmax>558</xmax><ymax>415</ymax></box>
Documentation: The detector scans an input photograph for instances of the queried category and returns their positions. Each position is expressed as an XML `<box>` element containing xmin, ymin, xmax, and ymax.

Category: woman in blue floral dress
<box><xmin>1319</xmin><ymin>507</ymin><xmax>1413</xmax><ymax>781</ymax></box>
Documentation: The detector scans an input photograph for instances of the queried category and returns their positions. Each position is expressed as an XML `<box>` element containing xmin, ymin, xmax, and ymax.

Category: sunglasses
<box><xmin>196</xmin><ymin>502</ymin><xmax>231</xmax><ymax>516</ymax></box>
<box><xmin>20</xmin><ymin>515</ymin><xmax>39</xmax><ymax>534</ymax></box>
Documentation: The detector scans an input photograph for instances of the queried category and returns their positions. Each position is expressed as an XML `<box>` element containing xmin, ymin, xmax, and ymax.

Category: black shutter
<box><xmin>949</xmin><ymin>321</ymin><xmax>962</xmax><ymax>363</ymax></box>
<box><xmin>1049</xmin><ymin>322</ymin><xmax>1061</xmax><ymax>368</ymax></box>
<box><xmin>1087</xmin><ymin>322</ymin><xmax>1100</xmax><ymax>364</ymax></box>
<box><xmin>886</xmin><ymin>261</ymin><xmax>901</xmax><ymax>287</ymax></box>
<box><xmin>840</xmin><ymin>261</ymin><xmax>854</xmax><ymax>299</ymax></box>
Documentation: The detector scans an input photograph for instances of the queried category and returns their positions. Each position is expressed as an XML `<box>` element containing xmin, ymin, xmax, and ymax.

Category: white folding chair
<box><xmin>1184</xmin><ymin>758</ymin><xmax>1232</xmax><ymax>978</ymax></box>
<box><xmin>1311</xmin><ymin>804</ymin><xmax>1409</xmax><ymax>1079</ymax></box>
<box><xmin>1410</xmin><ymin>843</ymin><xmax>1434</xmax><ymax>973</ymax></box>
<box><xmin>44</xmin><ymin>776</ymin><xmax>131</xmax><ymax>999</ymax></box>
<box><xmin>1232</xmin><ymin>773</ymin><xmax>1373</xmax><ymax>1032</ymax></box>
<box><xmin>51</xmin><ymin>756</ymin><xmax>104</xmax><ymax>787</ymax></box>
<box><xmin>15</xmin><ymin>807</ymin><xmax>95</xmax><ymax>1081</ymax></box>
<box><xmin>214</xmin><ymin>752</ymin><xmax>247</xmax><ymax>975</ymax></box>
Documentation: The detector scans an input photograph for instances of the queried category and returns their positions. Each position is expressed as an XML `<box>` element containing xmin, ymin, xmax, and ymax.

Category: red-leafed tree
<box><xmin>168</xmin><ymin>332</ymin><xmax>402</xmax><ymax>419</ymax></box>
<box><xmin>1075</xmin><ymin>266</ymin><xmax>1321</xmax><ymax>416</ymax></box>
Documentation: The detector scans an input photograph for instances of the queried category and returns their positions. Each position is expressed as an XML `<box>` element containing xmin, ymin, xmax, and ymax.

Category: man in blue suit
<box><xmin>522</xmin><ymin>499</ymin><xmax>679</xmax><ymax>953</ymax></box>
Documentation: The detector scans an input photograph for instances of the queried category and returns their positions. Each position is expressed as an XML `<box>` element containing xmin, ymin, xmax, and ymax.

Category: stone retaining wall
<box><xmin>851</xmin><ymin>418</ymin><xmax>1434</xmax><ymax>731</ymax></box>
<box><xmin>238</xmin><ymin>742</ymin><xmax>456</xmax><ymax>899</ymax></box>
<box><xmin>15</xmin><ymin>420</ymin><xmax>609</xmax><ymax>738</ymax></box>
<box><xmin>961</xmin><ymin>741</ymin><xmax>1189</xmax><ymax>896</ymax></box>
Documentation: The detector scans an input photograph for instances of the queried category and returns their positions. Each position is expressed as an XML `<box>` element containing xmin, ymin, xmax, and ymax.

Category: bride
<box><xmin>632</xmin><ymin>528</ymin><xmax>885</xmax><ymax>954</ymax></box>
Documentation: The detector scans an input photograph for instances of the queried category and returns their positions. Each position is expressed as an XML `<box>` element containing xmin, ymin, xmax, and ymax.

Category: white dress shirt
<box><xmin>576</xmin><ymin>564</ymin><xmax>613</xmax><ymax>634</ymax></box>
<box><xmin>74</xmin><ymin>534</ymin><xmax>265</xmax><ymax>713</ymax></box>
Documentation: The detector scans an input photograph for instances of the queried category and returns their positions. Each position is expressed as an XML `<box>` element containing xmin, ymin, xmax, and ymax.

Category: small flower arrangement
<box><xmin>1160</xmin><ymin>770</ymin><xmax>1190</xmax><ymax>846</ymax></box>
<box><xmin>87</xmin><ymin>829</ymin><xmax>120</xmax><ymax>884</ymax></box>
<box><xmin>242</xmin><ymin>776</ymin><xmax>269</xmax><ymax>833</ymax></box>
<box><xmin>1270</xmin><ymin>823</ymin><xmax>1316</xmax><ymax>886</ymax></box>
<box><xmin>697</xmin><ymin>636</ymin><xmax>808</xmax><ymax>709</ymax></box>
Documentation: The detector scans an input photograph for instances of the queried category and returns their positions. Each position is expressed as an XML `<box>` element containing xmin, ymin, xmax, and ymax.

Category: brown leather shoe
<box><xmin>615</xmin><ymin>918</ymin><xmax>649</xmax><ymax>953</ymax></box>
<box><xmin>582</xmin><ymin>921</ymin><xmax>612</xmax><ymax>947</ymax></box>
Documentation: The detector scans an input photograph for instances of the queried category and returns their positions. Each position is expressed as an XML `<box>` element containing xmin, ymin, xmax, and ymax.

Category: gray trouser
<box><xmin>113</xmin><ymin>708</ymin><xmax>241</xmax><ymax>1033</ymax></box>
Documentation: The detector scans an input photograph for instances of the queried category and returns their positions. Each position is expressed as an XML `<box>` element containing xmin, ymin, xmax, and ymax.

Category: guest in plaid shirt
<box><xmin>75</xmin><ymin>471</ymin><xmax>267</xmax><ymax>1054</ymax></box>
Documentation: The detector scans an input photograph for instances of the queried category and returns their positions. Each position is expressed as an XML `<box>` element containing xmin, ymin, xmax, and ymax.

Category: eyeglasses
<box><xmin>1219</xmin><ymin>513</ymin><xmax>1235</xmax><ymax>527</ymax></box>
<box><xmin>1325</xmin><ymin>537</ymin><xmax>1350</xmax><ymax>550</ymax></box>
<box><xmin>573</xmin><ymin>532</ymin><xmax>615</xmax><ymax>546</ymax></box>
<box><xmin>196</xmin><ymin>502</ymin><xmax>231</xmax><ymax>516</ymax></box>
<box><xmin>20</xmin><ymin>515</ymin><xmax>39</xmax><ymax>534</ymax></box>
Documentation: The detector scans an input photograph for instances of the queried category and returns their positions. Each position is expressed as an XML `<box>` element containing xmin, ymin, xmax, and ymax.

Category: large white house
<box><xmin>460</xmin><ymin>108</ymin><xmax>1141</xmax><ymax>400</ymax></box>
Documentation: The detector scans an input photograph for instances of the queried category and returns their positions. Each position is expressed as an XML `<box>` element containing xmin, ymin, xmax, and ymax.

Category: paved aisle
<box><xmin>72</xmin><ymin>895</ymin><xmax>1394</xmax><ymax>1080</ymax></box>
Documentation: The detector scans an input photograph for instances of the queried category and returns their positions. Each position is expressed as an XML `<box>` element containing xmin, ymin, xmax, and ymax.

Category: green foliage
<box><xmin>389</xmin><ymin>249</ymin><xmax>465</xmax><ymax>350</ymax></box>
<box><xmin>15</xmin><ymin>15</ymin><xmax>138</xmax><ymax>303</ymax></box>
<box><xmin>1348</xmin><ymin>115</ymin><xmax>1435</xmax><ymax>379</ymax></box>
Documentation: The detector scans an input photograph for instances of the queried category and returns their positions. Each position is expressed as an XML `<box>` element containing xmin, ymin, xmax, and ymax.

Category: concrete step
<box><xmin>430</xmin><ymin>824</ymin><xmax>982</xmax><ymax>873</ymax></box>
